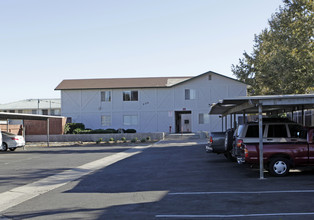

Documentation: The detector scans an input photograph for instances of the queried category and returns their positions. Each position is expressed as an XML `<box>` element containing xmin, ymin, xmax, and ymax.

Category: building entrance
<box><xmin>175</xmin><ymin>111</ymin><xmax>192</xmax><ymax>133</ymax></box>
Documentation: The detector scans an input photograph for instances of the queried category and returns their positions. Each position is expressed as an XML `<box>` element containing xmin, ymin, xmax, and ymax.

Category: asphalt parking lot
<box><xmin>1</xmin><ymin>138</ymin><xmax>314</xmax><ymax>219</ymax></box>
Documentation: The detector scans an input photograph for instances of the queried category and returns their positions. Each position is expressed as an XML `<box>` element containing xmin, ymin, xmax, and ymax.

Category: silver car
<box><xmin>1</xmin><ymin>131</ymin><xmax>25</xmax><ymax>151</ymax></box>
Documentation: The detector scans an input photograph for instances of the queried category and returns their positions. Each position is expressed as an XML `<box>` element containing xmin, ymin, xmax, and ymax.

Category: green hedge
<box><xmin>64</xmin><ymin>123</ymin><xmax>136</xmax><ymax>134</ymax></box>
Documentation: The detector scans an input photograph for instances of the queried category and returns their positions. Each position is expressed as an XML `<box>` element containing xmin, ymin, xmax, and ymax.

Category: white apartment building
<box><xmin>55</xmin><ymin>71</ymin><xmax>247</xmax><ymax>133</ymax></box>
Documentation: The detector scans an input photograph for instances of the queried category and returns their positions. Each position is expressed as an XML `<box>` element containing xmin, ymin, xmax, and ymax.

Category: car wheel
<box><xmin>224</xmin><ymin>129</ymin><xmax>234</xmax><ymax>152</ymax></box>
<box><xmin>9</xmin><ymin>148</ymin><xmax>16</xmax><ymax>151</ymax></box>
<box><xmin>268</xmin><ymin>158</ymin><xmax>290</xmax><ymax>177</ymax></box>
<box><xmin>224</xmin><ymin>151</ymin><xmax>236</xmax><ymax>162</ymax></box>
<box><xmin>2</xmin><ymin>143</ymin><xmax>8</xmax><ymax>151</ymax></box>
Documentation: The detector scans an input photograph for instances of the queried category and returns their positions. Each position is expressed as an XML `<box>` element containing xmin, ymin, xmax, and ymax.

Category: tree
<box><xmin>232</xmin><ymin>0</ymin><xmax>313</xmax><ymax>95</ymax></box>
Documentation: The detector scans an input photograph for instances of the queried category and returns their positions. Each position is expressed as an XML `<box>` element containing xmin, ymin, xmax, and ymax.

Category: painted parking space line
<box><xmin>0</xmin><ymin>144</ymin><xmax>153</xmax><ymax>213</ymax></box>
<box><xmin>156</xmin><ymin>212</ymin><xmax>314</xmax><ymax>218</ymax></box>
<box><xmin>168</xmin><ymin>189</ymin><xmax>314</xmax><ymax>195</ymax></box>
<box><xmin>157</xmin><ymin>190</ymin><xmax>314</xmax><ymax>218</ymax></box>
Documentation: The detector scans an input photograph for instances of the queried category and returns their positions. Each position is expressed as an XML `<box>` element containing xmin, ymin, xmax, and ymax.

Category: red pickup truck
<box><xmin>238</xmin><ymin>125</ymin><xmax>314</xmax><ymax>177</ymax></box>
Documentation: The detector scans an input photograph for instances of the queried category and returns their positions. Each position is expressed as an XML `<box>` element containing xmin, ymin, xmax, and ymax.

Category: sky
<box><xmin>0</xmin><ymin>0</ymin><xmax>284</xmax><ymax>104</ymax></box>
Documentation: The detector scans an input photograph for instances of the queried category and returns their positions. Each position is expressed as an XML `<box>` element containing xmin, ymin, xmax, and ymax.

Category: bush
<box><xmin>73</xmin><ymin>128</ymin><xmax>83</xmax><ymax>134</ymax></box>
<box><xmin>121</xmin><ymin>137</ymin><xmax>127</xmax><ymax>143</ymax></box>
<box><xmin>125</xmin><ymin>129</ymin><xmax>136</xmax><ymax>133</ymax></box>
<box><xmin>131</xmin><ymin>137</ymin><xmax>138</xmax><ymax>143</ymax></box>
<box><xmin>90</xmin><ymin>129</ymin><xmax>107</xmax><ymax>134</ymax></box>
<box><xmin>96</xmin><ymin>138</ymin><xmax>103</xmax><ymax>144</ymax></box>
<box><xmin>146</xmin><ymin>136</ymin><xmax>151</xmax><ymax>141</ymax></box>
<box><xmin>109</xmin><ymin>137</ymin><xmax>115</xmax><ymax>142</ymax></box>
<box><xmin>141</xmin><ymin>138</ymin><xmax>146</xmax><ymax>143</ymax></box>
<box><xmin>64</xmin><ymin>123</ymin><xmax>85</xmax><ymax>134</ymax></box>
<box><xmin>89</xmin><ymin>128</ymin><xmax>117</xmax><ymax>134</ymax></box>
<box><xmin>106</xmin><ymin>128</ymin><xmax>118</xmax><ymax>133</ymax></box>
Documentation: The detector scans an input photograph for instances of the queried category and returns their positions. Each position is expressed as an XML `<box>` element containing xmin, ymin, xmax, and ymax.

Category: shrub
<box><xmin>141</xmin><ymin>138</ymin><xmax>146</xmax><ymax>143</ymax></box>
<box><xmin>106</xmin><ymin>128</ymin><xmax>118</xmax><ymax>133</ymax></box>
<box><xmin>64</xmin><ymin>123</ymin><xmax>85</xmax><ymax>134</ymax></box>
<box><xmin>89</xmin><ymin>128</ymin><xmax>118</xmax><ymax>134</ymax></box>
<box><xmin>96</xmin><ymin>138</ymin><xmax>103</xmax><ymax>144</ymax></box>
<box><xmin>109</xmin><ymin>137</ymin><xmax>115</xmax><ymax>142</ymax></box>
<box><xmin>131</xmin><ymin>137</ymin><xmax>138</xmax><ymax>143</ymax></box>
<box><xmin>121</xmin><ymin>137</ymin><xmax>127</xmax><ymax>143</ymax></box>
<box><xmin>125</xmin><ymin>129</ymin><xmax>136</xmax><ymax>133</ymax></box>
<box><xmin>146</xmin><ymin>136</ymin><xmax>151</xmax><ymax>141</ymax></box>
<box><xmin>73</xmin><ymin>128</ymin><xmax>83</xmax><ymax>134</ymax></box>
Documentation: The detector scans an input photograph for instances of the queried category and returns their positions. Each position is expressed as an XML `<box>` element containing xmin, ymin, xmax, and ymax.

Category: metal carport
<box><xmin>0</xmin><ymin>112</ymin><xmax>65</xmax><ymax>147</ymax></box>
<box><xmin>209</xmin><ymin>94</ymin><xmax>314</xmax><ymax>179</ymax></box>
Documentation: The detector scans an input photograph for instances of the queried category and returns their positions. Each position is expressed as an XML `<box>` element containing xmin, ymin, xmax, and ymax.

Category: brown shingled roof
<box><xmin>55</xmin><ymin>76</ymin><xmax>192</xmax><ymax>90</ymax></box>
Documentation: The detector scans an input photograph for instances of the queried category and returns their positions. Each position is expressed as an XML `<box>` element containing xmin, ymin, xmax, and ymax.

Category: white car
<box><xmin>1</xmin><ymin>131</ymin><xmax>25</xmax><ymax>151</ymax></box>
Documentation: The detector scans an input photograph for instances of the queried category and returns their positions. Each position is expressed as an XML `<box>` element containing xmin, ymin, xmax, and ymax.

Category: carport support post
<box><xmin>258</xmin><ymin>103</ymin><xmax>264</xmax><ymax>179</ymax></box>
<box><xmin>47</xmin><ymin>118</ymin><xmax>50</xmax><ymax>147</ymax></box>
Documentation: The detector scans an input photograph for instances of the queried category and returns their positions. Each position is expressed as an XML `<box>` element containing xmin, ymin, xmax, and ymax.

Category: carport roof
<box><xmin>209</xmin><ymin>94</ymin><xmax>314</xmax><ymax>116</ymax></box>
<box><xmin>0</xmin><ymin>112</ymin><xmax>65</xmax><ymax>120</ymax></box>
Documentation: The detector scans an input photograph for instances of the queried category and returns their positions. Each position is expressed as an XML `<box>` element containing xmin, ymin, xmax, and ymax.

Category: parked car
<box><xmin>206</xmin><ymin>129</ymin><xmax>235</xmax><ymax>161</ymax></box>
<box><xmin>231</xmin><ymin>118</ymin><xmax>304</xmax><ymax>161</ymax></box>
<box><xmin>235</xmin><ymin>119</ymin><xmax>313</xmax><ymax>176</ymax></box>
<box><xmin>1</xmin><ymin>131</ymin><xmax>25</xmax><ymax>151</ymax></box>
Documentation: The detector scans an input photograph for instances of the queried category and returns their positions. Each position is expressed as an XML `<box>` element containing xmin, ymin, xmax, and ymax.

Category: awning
<box><xmin>209</xmin><ymin>94</ymin><xmax>314</xmax><ymax>116</ymax></box>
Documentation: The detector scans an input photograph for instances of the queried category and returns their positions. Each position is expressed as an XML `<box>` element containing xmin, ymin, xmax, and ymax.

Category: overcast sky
<box><xmin>0</xmin><ymin>0</ymin><xmax>283</xmax><ymax>104</ymax></box>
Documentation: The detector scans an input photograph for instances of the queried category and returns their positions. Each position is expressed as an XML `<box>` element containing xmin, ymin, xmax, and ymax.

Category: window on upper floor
<box><xmin>185</xmin><ymin>89</ymin><xmax>196</xmax><ymax>100</ymax></box>
<box><xmin>101</xmin><ymin>91</ymin><xmax>111</xmax><ymax>102</ymax></box>
<box><xmin>199</xmin><ymin>113</ymin><xmax>210</xmax><ymax>124</ymax></box>
<box><xmin>123</xmin><ymin>91</ymin><xmax>138</xmax><ymax>101</ymax></box>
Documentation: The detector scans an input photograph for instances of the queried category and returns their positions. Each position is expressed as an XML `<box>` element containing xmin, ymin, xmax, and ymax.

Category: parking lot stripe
<box><xmin>156</xmin><ymin>212</ymin><xmax>314</xmax><ymax>218</ymax></box>
<box><xmin>168</xmin><ymin>190</ymin><xmax>314</xmax><ymax>195</ymax></box>
<box><xmin>0</xmin><ymin>144</ymin><xmax>153</xmax><ymax>213</ymax></box>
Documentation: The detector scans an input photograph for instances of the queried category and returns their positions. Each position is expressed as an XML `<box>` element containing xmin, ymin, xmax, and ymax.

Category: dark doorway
<box><xmin>175</xmin><ymin>111</ymin><xmax>192</xmax><ymax>133</ymax></box>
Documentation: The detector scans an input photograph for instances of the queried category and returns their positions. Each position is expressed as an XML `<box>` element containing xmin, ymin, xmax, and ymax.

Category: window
<box><xmin>101</xmin><ymin>91</ymin><xmax>111</xmax><ymax>102</ymax></box>
<box><xmin>32</xmin><ymin>109</ymin><xmax>37</xmax><ymax>114</ymax></box>
<box><xmin>123</xmin><ymin>91</ymin><xmax>138</xmax><ymax>101</ymax></box>
<box><xmin>199</xmin><ymin>113</ymin><xmax>210</xmax><ymax>124</ymax></box>
<box><xmin>268</xmin><ymin>124</ymin><xmax>288</xmax><ymax>137</ymax></box>
<box><xmin>245</xmin><ymin>125</ymin><xmax>265</xmax><ymax>137</ymax></box>
<box><xmin>289</xmin><ymin>124</ymin><xmax>307</xmax><ymax>139</ymax></box>
<box><xmin>185</xmin><ymin>89</ymin><xmax>196</xmax><ymax>100</ymax></box>
<box><xmin>123</xmin><ymin>115</ymin><xmax>138</xmax><ymax>125</ymax></box>
<box><xmin>101</xmin><ymin>115</ymin><xmax>111</xmax><ymax>126</ymax></box>
<box><xmin>42</xmin><ymin>109</ymin><xmax>48</xmax><ymax>115</ymax></box>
